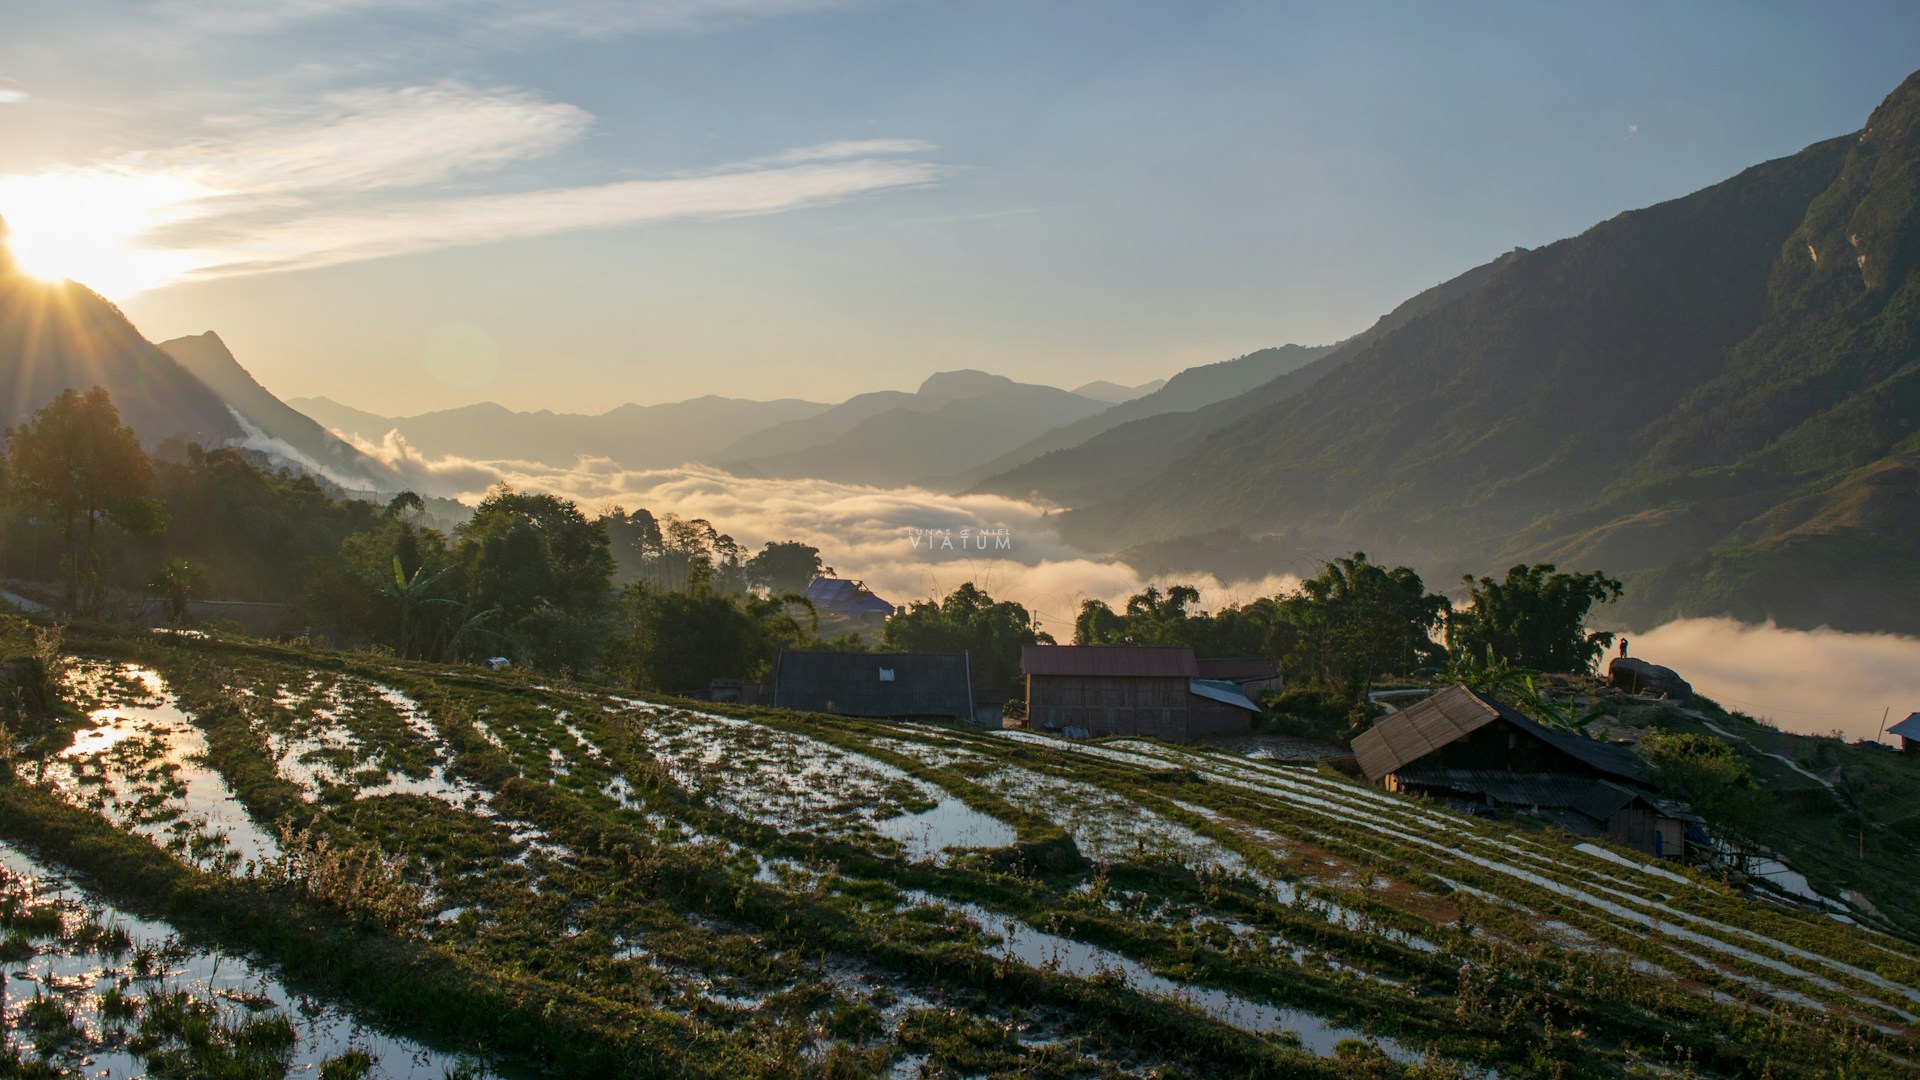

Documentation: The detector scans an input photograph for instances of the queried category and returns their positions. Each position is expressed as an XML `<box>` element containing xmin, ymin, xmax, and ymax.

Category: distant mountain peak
<box><xmin>917</xmin><ymin>369</ymin><xmax>1019</xmax><ymax>401</ymax></box>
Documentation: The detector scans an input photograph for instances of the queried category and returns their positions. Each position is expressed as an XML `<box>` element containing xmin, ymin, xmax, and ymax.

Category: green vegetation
<box><xmin>1447</xmin><ymin>564</ymin><xmax>1622</xmax><ymax>674</ymax></box>
<box><xmin>5</xmin><ymin>387</ymin><xmax>166</xmax><ymax>614</ymax></box>
<box><xmin>883</xmin><ymin>582</ymin><xmax>1052</xmax><ymax>697</ymax></box>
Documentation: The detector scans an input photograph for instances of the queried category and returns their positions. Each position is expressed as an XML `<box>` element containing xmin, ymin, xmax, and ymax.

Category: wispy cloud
<box><xmin>753</xmin><ymin>139</ymin><xmax>938</xmax><ymax>166</ymax></box>
<box><xmin>178</xmin><ymin>156</ymin><xmax>945</xmax><ymax>277</ymax></box>
<box><xmin>149</xmin><ymin>0</ymin><xmax>867</xmax><ymax>39</ymax></box>
<box><xmin>0</xmin><ymin>82</ymin><xmax>942</xmax><ymax>295</ymax></box>
<box><xmin>0</xmin><ymin>89</ymin><xmax>25</xmax><ymax>106</ymax></box>
<box><xmin>187</xmin><ymin>83</ymin><xmax>592</xmax><ymax>194</ymax></box>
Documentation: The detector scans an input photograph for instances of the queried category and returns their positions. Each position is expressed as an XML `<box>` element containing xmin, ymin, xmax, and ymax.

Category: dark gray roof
<box><xmin>1888</xmin><ymin>712</ymin><xmax>1920</xmax><ymax>740</ymax></box>
<box><xmin>771</xmin><ymin>651</ymin><xmax>972</xmax><ymax>719</ymax></box>
<box><xmin>1393</xmin><ymin>768</ymin><xmax>1643</xmax><ymax>822</ymax></box>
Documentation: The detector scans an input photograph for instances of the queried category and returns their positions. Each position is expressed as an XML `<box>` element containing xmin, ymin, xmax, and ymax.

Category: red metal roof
<box><xmin>1021</xmin><ymin>645</ymin><xmax>1198</xmax><ymax>677</ymax></box>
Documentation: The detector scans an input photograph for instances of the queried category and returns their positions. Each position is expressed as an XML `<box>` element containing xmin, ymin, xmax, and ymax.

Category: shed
<box><xmin>1353</xmin><ymin>685</ymin><xmax>1689</xmax><ymax>857</ymax></box>
<box><xmin>1889</xmin><ymin>712</ymin><xmax>1920</xmax><ymax>756</ymax></box>
<box><xmin>802</xmin><ymin>577</ymin><xmax>897</xmax><ymax>621</ymax></box>
<box><xmin>1021</xmin><ymin>645</ymin><xmax>1257</xmax><ymax>742</ymax></box>
<box><xmin>770</xmin><ymin>651</ymin><xmax>972</xmax><ymax>720</ymax></box>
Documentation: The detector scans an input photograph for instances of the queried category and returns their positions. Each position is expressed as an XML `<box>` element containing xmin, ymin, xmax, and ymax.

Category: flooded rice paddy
<box><xmin>4</xmin><ymin>638</ymin><xmax>1915</xmax><ymax>1077</ymax></box>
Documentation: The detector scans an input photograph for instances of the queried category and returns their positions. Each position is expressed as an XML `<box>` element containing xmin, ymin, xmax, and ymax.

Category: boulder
<box><xmin>1608</xmin><ymin>657</ymin><xmax>1693</xmax><ymax>701</ymax></box>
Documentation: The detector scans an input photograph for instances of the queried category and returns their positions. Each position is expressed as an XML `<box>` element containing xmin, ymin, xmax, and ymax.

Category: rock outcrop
<box><xmin>1607</xmin><ymin>657</ymin><xmax>1693</xmax><ymax>701</ymax></box>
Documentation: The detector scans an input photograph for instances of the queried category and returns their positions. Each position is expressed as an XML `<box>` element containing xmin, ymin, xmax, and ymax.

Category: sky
<box><xmin>2</xmin><ymin>2</ymin><xmax>1918</xmax><ymax>415</ymax></box>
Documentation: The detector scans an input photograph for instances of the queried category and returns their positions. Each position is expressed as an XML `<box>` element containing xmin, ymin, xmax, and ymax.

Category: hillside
<box><xmin>1051</xmin><ymin>71</ymin><xmax>1920</xmax><ymax>634</ymax></box>
<box><xmin>0</xmin><ymin>626</ymin><xmax>1911</xmax><ymax>1076</ymax></box>
<box><xmin>720</xmin><ymin>371</ymin><xmax>1109</xmax><ymax>488</ymax></box>
<box><xmin>159</xmin><ymin>332</ymin><xmax>399</xmax><ymax>491</ymax></box>
<box><xmin>0</xmin><ymin>219</ymin><xmax>242</xmax><ymax>447</ymax></box>
<box><xmin>291</xmin><ymin>393</ymin><xmax>831</xmax><ymax>471</ymax></box>
<box><xmin>962</xmin><ymin>345</ymin><xmax>1336</xmax><ymax>493</ymax></box>
<box><xmin>974</xmin><ymin>253</ymin><xmax>1519</xmax><ymax>506</ymax></box>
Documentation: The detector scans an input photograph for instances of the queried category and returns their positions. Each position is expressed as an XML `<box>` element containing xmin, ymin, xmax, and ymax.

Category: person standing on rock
<box><xmin>1619</xmin><ymin>637</ymin><xmax>1629</xmax><ymax>658</ymax></box>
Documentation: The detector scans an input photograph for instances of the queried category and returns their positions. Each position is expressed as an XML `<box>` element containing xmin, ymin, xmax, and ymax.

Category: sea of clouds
<box><xmin>365</xmin><ymin>440</ymin><xmax>1301</xmax><ymax>632</ymax></box>
<box><xmin>364</xmin><ymin>437</ymin><xmax>1920</xmax><ymax>743</ymax></box>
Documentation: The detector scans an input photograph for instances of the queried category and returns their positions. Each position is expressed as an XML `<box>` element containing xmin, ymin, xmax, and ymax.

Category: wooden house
<box><xmin>1353</xmin><ymin>685</ymin><xmax>1695</xmax><ymax>858</ymax></box>
<box><xmin>1020</xmin><ymin>645</ymin><xmax>1259</xmax><ymax>742</ymax></box>
<box><xmin>770</xmin><ymin>651</ymin><xmax>972</xmax><ymax>720</ymax></box>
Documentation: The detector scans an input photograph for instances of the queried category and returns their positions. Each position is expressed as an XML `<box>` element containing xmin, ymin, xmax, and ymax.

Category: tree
<box><xmin>1074</xmin><ymin>585</ymin><xmax>1292</xmax><ymax>658</ymax></box>
<box><xmin>5</xmin><ymin>387</ymin><xmax>166</xmax><ymax>612</ymax></box>
<box><xmin>1448</xmin><ymin>563</ymin><xmax>1623</xmax><ymax>674</ymax></box>
<box><xmin>1641</xmin><ymin>730</ymin><xmax>1780</xmax><ymax>869</ymax></box>
<box><xmin>883</xmin><ymin>582</ymin><xmax>1053</xmax><ymax>698</ymax></box>
<box><xmin>608</xmin><ymin>582</ymin><xmax>813</xmax><ymax>692</ymax></box>
<box><xmin>453</xmin><ymin>488</ymin><xmax>614</xmax><ymax>668</ymax></box>
<box><xmin>745</xmin><ymin>541</ymin><xmax>827</xmax><ymax>596</ymax></box>
<box><xmin>602</xmin><ymin>507</ymin><xmax>664</xmax><ymax>586</ymax></box>
<box><xmin>145</xmin><ymin>557</ymin><xmax>205</xmax><ymax>626</ymax></box>
<box><xmin>1278</xmin><ymin>553</ymin><xmax>1449</xmax><ymax>702</ymax></box>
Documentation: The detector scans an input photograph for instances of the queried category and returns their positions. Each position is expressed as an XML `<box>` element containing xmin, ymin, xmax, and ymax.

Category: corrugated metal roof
<box><xmin>1021</xmin><ymin>645</ymin><xmax>1198</xmax><ymax>677</ymax></box>
<box><xmin>1353</xmin><ymin>684</ymin><xmax>1499</xmax><ymax>781</ymax></box>
<box><xmin>1393</xmin><ymin>768</ymin><xmax>1643</xmax><ymax>822</ymax></box>
<box><xmin>803</xmin><ymin>577</ymin><xmax>895</xmax><ymax>616</ymax></box>
<box><xmin>1194</xmin><ymin>657</ymin><xmax>1278</xmax><ymax>681</ymax></box>
<box><xmin>1353</xmin><ymin>684</ymin><xmax>1650</xmax><ymax>785</ymax></box>
<box><xmin>771</xmin><ymin>651</ymin><xmax>972</xmax><ymax>718</ymax></box>
<box><xmin>1888</xmin><ymin>712</ymin><xmax>1920</xmax><ymax>739</ymax></box>
<box><xmin>1189</xmin><ymin>678</ymin><xmax>1260</xmax><ymax>712</ymax></box>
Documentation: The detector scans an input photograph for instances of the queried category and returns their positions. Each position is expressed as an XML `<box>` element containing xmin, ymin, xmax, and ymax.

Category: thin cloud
<box><xmin>0</xmin><ymin>81</ymin><xmax>942</xmax><ymax>295</ymax></box>
<box><xmin>180</xmin><ymin>158</ymin><xmax>945</xmax><ymax>277</ymax></box>
<box><xmin>0</xmin><ymin>89</ymin><xmax>25</xmax><ymax>106</ymax></box>
<box><xmin>186</xmin><ymin>82</ymin><xmax>593</xmax><ymax>194</ymax></box>
<box><xmin>149</xmin><ymin>0</ymin><xmax>867</xmax><ymax>39</ymax></box>
<box><xmin>753</xmin><ymin>139</ymin><xmax>939</xmax><ymax>166</ymax></box>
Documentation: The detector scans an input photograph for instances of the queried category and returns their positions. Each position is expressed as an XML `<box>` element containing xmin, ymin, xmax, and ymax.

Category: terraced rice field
<box><xmin>1</xmin><ymin>631</ymin><xmax>1914</xmax><ymax>1077</ymax></box>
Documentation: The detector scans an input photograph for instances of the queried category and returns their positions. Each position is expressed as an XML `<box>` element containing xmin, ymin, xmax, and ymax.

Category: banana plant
<box><xmin>384</xmin><ymin>556</ymin><xmax>454</xmax><ymax>658</ymax></box>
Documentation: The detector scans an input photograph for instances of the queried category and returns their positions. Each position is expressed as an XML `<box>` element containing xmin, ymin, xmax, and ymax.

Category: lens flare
<box><xmin>0</xmin><ymin>169</ymin><xmax>206</xmax><ymax>297</ymax></box>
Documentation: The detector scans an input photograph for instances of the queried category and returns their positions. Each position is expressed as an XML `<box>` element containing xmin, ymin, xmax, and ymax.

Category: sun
<box><xmin>0</xmin><ymin>169</ymin><xmax>205</xmax><ymax>298</ymax></box>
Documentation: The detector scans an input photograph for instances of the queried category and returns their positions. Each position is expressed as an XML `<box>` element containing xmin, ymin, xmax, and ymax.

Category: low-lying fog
<box><xmin>376</xmin><ymin>447</ymin><xmax>1920</xmax><ymax>745</ymax></box>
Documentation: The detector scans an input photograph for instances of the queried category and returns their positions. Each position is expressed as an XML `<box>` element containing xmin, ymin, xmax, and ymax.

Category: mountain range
<box><xmin>1044</xmin><ymin>68</ymin><xmax>1920</xmax><ymax>635</ymax></box>
<box><xmin>293</xmin><ymin>364</ymin><xmax>1282</xmax><ymax>491</ymax></box>
<box><xmin>291</xmin><ymin>394</ymin><xmax>831</xmax><ymax>475</ymax></box>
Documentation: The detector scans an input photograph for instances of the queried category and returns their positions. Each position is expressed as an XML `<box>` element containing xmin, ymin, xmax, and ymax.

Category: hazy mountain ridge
<box><xmin>1071</xmin><ymin>377</ymin><xmax>1165</xmax><ymax>402</ymax></box>
<box><xmin>159</xmin><ymin>332</ymin><xmax>399</xmax><ymax>491</ymax></box>
<box><xmin>970</xmin><ymin>252</ymin><xmax>1522</xmax><ymax>506</ymax></box>
<box><xmin>962</xmin><ymin>344</ymin><xmax>1338</xmax><ymax>494</ymax></box>
<box><xmin>720</xmin><ymin>371</ymin><xmax>1111</xmax><ymax>488</ymax></box>
<box><xmin>291</xmin><ymin>393</ymin><xmax>832</xmax><ymax>470</ymax></box>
